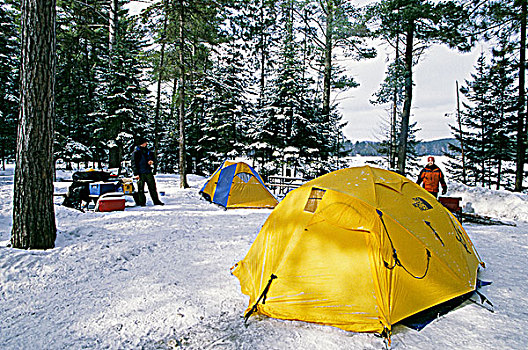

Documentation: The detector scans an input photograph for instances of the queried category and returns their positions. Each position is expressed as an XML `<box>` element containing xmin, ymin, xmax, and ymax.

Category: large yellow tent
<box><xmin>200</xmin><ymin>160</ymin><xmax>278</xmax><ymax>209</ymax></box>
<box><xmin>232</xmin><ymin>166</ymin><xmax>483</xmax><ymax>335</ymax></box>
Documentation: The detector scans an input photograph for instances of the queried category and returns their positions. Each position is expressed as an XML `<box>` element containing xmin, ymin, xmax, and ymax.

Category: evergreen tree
<box><xmin>303</xmin><ymin>0</ymin><xmax>374</xmax><ymax>119</ymax></box>
<box><xmin>371</xmin><ymin>54</ymin><xmax>406</xmax><ymax>170</ymax></box>
<box><xmin>487</xmin><ymin>36</ymin><xmax>517</xmax><ymax>189</ymax></box>
<box><xmin>55</xmin><ymin>1</ymin><xmax>150</xmax><ymax>171</ymax></box>
<box><xmin>196</xmin><ymin>41</ymin><xmax>252</xmax><ymax>172</ymax></box>
<box><xmin>0</xmin><ymin>2</ymin><xmax>19</xmax><ymax>169</ymax></box>
<box><xmin>237</xmin><ymin>0</ymin><xmax>281</xmax><ymax>109</ymax></box>
<box><xmin>458</xmin><ymin>54</ymin><xmax>494</xmax><ymax>187</ymax></box>
<box><xmin>55</xmin><ymin>0</ymin><xmax>108</xmax><ymax>169</ymax></box>
<box><xmin>471</xmin><ymin>0</ymin><xmax>528</xmax><ymax>191</ymax></box>
<box><xmin>448</xmin><ymin>40</ymin><xmax>518</xmax><ymax>190</ymax></box>
<box><xmin>141</xmin><ymin>1</ymin><xmax>177</xmax><ymax>173</ymax></box>
<box><xmin>249</xmin><ymin>0</ymin><xmax>320</xmax><ymax>177</ymax></box>
<box><xmin>95</xmin><ymin>9</ymin><xmax>151</xmax><ymax>172</ymax></box>
<box><xmin>147</xmin><ymin>0</ymin><xmax>228</xmax><ymax>184</ymax></box>
<box><xmin>367</xmin><ymin>0</ymin><xmax>472</xmax><ymax>175</ymax></box>
<box><xmin>244</xmin><ymin>0</ymin><xmax>354</xmax><ymax>178</ymax></box>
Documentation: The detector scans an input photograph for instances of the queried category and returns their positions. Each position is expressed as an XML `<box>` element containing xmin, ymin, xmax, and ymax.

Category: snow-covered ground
<box><xmin>1</xmin><ymin>163</ymin><xmax>527</xmax><ymax>349</ymax></box>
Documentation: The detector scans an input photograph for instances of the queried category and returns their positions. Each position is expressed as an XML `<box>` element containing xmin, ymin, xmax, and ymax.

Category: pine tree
<box><xmin>237</xmin><ymin>0</ymin><xmax>281</xmax><ymax>109</ymax></box>
<box><xmin>55</xmin><ymin>0</ymin><xmax>109</xmax><ymax>169</ymax></box>
<box><xmin>98</xmin><ymin>10</ymin><xmax>151</xmax><ymax>171</ymax></box>
<box><xmin>304</xmin><ymin>0</ymin><xmax>374</xmax><ymax>119</ymax></box>
<box><xmin>0</xmin><ymin>2</ymin><xmax>19</xmax><ymax>169</ymax></box>
<box><xmin>371</xmin><ymin>54</ymin><xmax>406</xmax><ymax>170</ymax></box>
<box><xmin>471</xmin><ymin>0</ymin><xmax>528</xmax><ymax>191</ymax></box>
<box><xmin>196</xmin><ymin>44</ymin><xmax>251</xmax><ymax>171</ymax></box>
<box><xmin>449</xmin><ymin>40</ymin><xmax>518</xmax><ymax>190</ymax></box>
<box><xmin>251</xmin><ymin>0</ymin><xmax>319</xmax><ymax>177</ymax></box>
<box><xmin>487</xmin><ymin>36</ymin><xmax>517</xmax><ymax>189</ymax></box>
<box><xmin>368</xmin><ymin>0</ymin><xmax>472</xmax><ymax>175</ymax></box>
<box><xmin>458</xmin><ymin>54</ymin><xmax>494</xmax><ymax>187</ymax></box>
<box><xmin>12</xmin><ymin>0</ymin><xmax>57</xmax><ymax>249</ymax></box>
<box><xmin>148</xmin><ymin>0</ymin><xmax>228</xmax><ymax>184</ymax></box>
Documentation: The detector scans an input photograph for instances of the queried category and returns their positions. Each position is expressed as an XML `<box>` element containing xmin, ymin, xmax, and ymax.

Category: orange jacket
<box><xmin>417</xmin><ymin>164</ymin><xmax>447</xmax><ymax>193</ymax></box>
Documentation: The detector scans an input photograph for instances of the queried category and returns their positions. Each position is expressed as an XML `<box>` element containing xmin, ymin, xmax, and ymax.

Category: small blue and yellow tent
<box><xmin>200</xmin><ymin>160</ymin><xmax>278</xmax><ymax>209</ymax></box>
<box><xmin>233</xmin><ymin>166</ymin><xmax>484</xmax><ymax>334</ymax></box>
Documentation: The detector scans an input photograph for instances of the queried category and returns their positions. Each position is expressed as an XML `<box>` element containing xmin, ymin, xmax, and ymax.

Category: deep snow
<box><xmin>0</xmin><ymin>163</ymin><xmax>527</xmax><ymax>349</ymax></box>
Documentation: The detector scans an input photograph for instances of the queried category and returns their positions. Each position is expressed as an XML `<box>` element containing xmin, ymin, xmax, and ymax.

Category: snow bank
<box><xmin>448</xmin><ymin>182</ymin><xmax>528</xmax><ymax>222</ymax></box>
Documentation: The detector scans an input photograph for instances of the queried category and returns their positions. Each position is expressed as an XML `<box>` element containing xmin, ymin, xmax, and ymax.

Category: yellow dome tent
<box><xmin>200</xmin><ymin>160</ymin><xmax>278</xmax><ymax>209</ymax></box>
<box><xmin>232</xmin><ymin>166</ymin><xmax>483</xmax><ymax>335</ymax></box>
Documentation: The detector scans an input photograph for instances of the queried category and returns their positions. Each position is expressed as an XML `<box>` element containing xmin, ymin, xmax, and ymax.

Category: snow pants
<box><xmin>136</xmin><ymin>173</ymin><xmax>162</xmax><ymax>206</ymax></box>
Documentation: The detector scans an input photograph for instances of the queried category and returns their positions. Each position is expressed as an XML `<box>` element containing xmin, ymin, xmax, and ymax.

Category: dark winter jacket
<box><xmin>417</xmin><ymin>164</ymin><xmax>447</xmax><ymax>193</ymax></box>
<box><xmin>132</xmin><ymin>146</ymin><xmax>154</xmax><ymax>175</ymax></box>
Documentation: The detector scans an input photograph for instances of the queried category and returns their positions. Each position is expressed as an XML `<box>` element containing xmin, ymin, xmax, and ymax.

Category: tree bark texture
<box><xmin>397</xmin><ymin>19</ymin><xmax>415</xmax><ymax>175</ymax></box>
<box><xmin>12</xmin><ymin>0</ymin><xmax>57</xmax><ymax>249</ymax></box>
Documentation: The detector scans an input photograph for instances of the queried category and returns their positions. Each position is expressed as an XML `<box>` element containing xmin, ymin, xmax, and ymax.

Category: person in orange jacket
<box><xmin>416</xmin><ymin>156</ymin><xmax>447</xmax><ymax>198</ymax></box>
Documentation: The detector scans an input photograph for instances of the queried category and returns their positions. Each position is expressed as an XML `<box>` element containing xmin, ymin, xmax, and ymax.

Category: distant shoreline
<box><xmin>342</xmin><ymin>138</ymin><xmax>457</xmax><ymax>156</ymax></box>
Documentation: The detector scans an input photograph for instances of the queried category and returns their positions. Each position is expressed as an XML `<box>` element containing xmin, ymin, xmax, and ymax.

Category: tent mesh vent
<box><xmin>304</xmin><ymin>188</ymin><xmax>326</xmax><ymax>213</ymax></box>
<box><xmin>236</xmin><ymin>172</ymin><xmax>253</xmax><ymax>183</ymax></box>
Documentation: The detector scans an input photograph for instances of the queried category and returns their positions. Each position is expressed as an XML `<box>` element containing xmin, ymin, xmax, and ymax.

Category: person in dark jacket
<box><xmin>132</xmin><ymin>137</ymin><xmax>164</xmax><ymax>206</ymax></box>
<box><xmin>416</xmin><ymin>156</ymin><xmax>447</xmax><ymax>198</ymax></box>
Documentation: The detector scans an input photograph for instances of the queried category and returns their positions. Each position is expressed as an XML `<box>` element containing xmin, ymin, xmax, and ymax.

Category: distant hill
<box><xmin>341</xmin><ymin>140</ymin><xmax>379</xmax><ymax>156</ymax></box>
<box><xmin>414</xmin><ymin>138</ymin><xmax>459</xmax><ymax>156</ymax></box>
<box><xmin>342</xmin><ymin>138</ymin><xmax>458</xmax><ymax>156</ymax></box>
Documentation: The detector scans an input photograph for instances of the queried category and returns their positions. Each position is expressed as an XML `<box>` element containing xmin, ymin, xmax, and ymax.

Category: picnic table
<box><xmin>266</xmin><ymin>175</ymin><xmax>309</xmax><ymax>196</ymax></box>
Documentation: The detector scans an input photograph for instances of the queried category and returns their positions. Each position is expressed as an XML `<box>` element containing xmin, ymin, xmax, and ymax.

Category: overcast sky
<box><xmin>338</xmin><ymin>44</ymin><xmax>485</xmax><ymax>142</ymax></box>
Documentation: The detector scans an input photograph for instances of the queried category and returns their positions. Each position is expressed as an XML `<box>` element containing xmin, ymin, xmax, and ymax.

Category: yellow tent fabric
<box><xmin>232</xmin><ymin>166</ymin><xmax>483</xmax><ymax>333</ymax></box>
<box><xmin>200</xmin><ymin>160</ymin><xmax>278</xmax><ymax>209</ymax></box>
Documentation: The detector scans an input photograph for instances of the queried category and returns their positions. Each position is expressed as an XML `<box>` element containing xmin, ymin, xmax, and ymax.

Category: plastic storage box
<box><xmin>89</xmin><ymin>182</ymin><xmax>118</xmax><ymax>196</ymax></box>
<box><xmin>121</xmin><ymin>183</ymin><xmax>134</xmax><ymax>194</ymax></box>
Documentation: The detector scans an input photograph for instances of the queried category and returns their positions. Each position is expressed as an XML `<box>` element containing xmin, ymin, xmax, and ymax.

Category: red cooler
<box><xmin>96</xmin><ymin>196</ymin><xmax>125</xmax><ymax>212</ymax></box>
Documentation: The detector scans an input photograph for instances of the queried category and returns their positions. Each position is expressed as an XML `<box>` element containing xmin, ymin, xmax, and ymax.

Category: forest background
<box><xmin>1</xmin><ymin>0</ymin><xmax>527</xmax><ymax>192</ymax></box>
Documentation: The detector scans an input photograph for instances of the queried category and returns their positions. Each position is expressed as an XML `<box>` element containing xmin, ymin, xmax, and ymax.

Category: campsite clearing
<box><xmin>0</xmin><ymin>171</ymin><xmax>527</xmax><ymax>349</ymax></box>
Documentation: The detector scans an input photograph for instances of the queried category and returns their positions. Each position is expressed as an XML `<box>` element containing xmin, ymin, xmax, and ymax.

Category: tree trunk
<box><xmin>1</xmin><ymin>143</ymin><xmax>5</xmax><ymax>171</ymax></box>
<box><xmin>390</xmin><ymin>35</ymin><xmax>400</xmax><ymax>170</ymax></box>
<box><xmin>107</xmin><ymin>0</ymin><xmax>120</xmax><ymax>169</ymax></box>
<box><xmin>514</xmin><ymin>0</ymin><xmax>527</xmax><ymax>192</ymax></box>
<box><xmin>12</xmin><ymin>0</ymin><xmax>57</xmax><ymax>249</ymax></box>
<box><xmin>153</xmin><ymin>11</ymin><xmax>168</xmax><ymax>174</ymax></box>
<box><xmin>397</xmin><ymin>19</ymin><xmax>414</xmax><ymax>175</ymax></box>
<box><xmin>109</xmin><ymin>0</ymin><xmax>118</xmax><ymax>65</ymax></box>
<box><xmin>322</xmin><ymin>0</ymin><xmax>334</xmax><ymax>120</ymax></box>
<box><xmin>456</xmin><ymin>81</ymin><xmax>467</xmax><ymax>183</ymax></box>
<box><xmin>108</xmin><ymin>146</ymin><xmax>121</xmax><ymax>168</ymax></box>
<box><xmin>178</xmin><ymin>0</ymin><xmax>189</xmax><ymax>188</ymax></box>
<box><xmin>259</xmin><ymin>0</ymin><xmax>266</xmax><ymax>107</ymax></box>
<box><xmin>285</xmin><ymin>0</ymin><xmax>294</xmax><ymax>140</ymax></box>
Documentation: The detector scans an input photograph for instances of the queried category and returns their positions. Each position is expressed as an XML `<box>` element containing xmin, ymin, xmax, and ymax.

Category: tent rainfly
<box><xmin>200</xmin><ymin>160</ymin><xmax>278</xmax><ymax>209</ymax></box>
<box><xmin>232</xmin><ymin>166</ymin><xmax>484</xmax><ymax>337</ymax></box>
